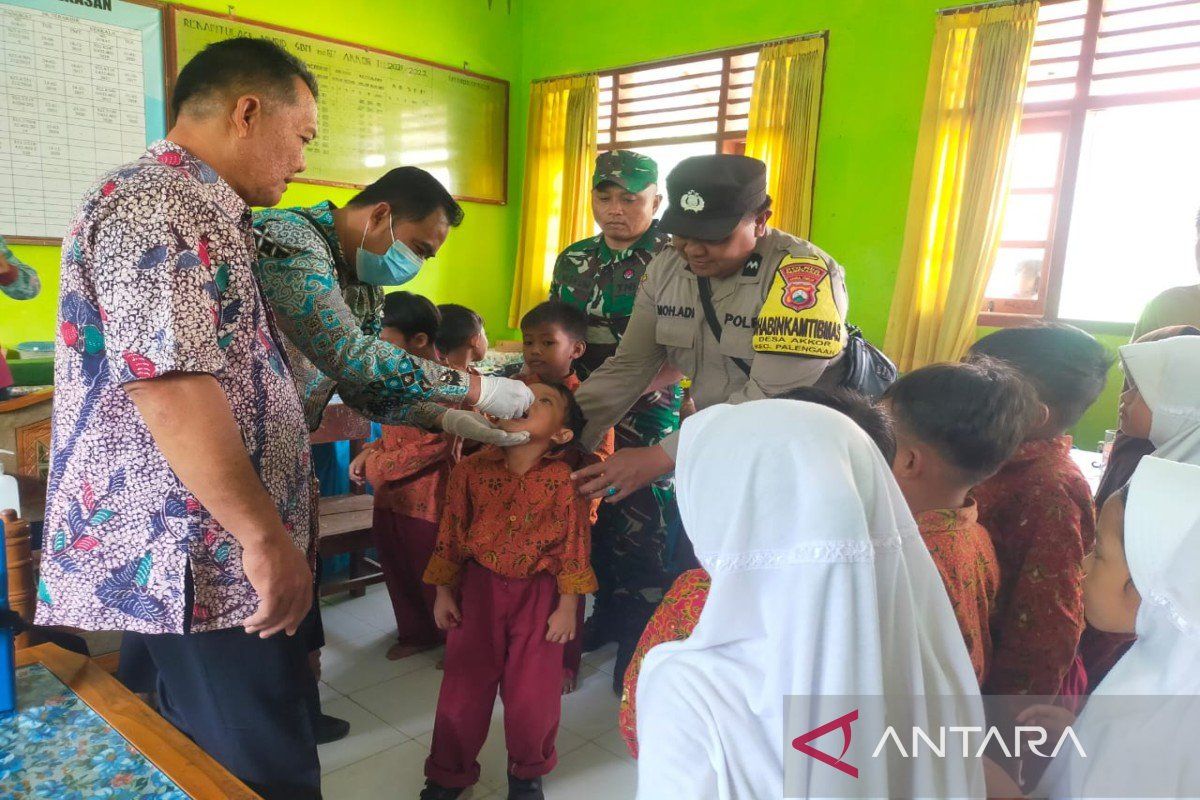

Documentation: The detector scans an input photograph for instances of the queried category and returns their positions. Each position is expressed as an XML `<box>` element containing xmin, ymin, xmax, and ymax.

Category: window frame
<box><xmin>981</xmin><ymin>0</ymin><xmax>1200</xmax><ymax>331</ymax></box>
<box><xmin>595</xmin><ymin>38</ymin><xmax>822</xmax><ymax>156</ymax></box>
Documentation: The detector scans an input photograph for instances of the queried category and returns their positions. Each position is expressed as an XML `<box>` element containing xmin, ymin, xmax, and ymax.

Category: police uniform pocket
<box><xmin>655</xmin><ymin>319</ymin><xmax>695</xmax><ymax>349</ymax></box>
<box><xmin>655</xmin><ymin>319</ymin><xmax>696</xmax><ymax>379</ymax></box>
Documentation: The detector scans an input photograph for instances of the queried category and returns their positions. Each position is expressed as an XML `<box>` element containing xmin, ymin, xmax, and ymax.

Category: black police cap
<box><xmin>660</xmin><ymin>155</ymin><xmax>768</xmax><ymax>241</ymax></box>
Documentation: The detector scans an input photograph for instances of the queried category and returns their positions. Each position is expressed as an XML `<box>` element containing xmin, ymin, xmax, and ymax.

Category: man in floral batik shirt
<box><xmin>35</xmin><ymin>40</ymin><xmax>325</xmax><ymax>799</ymax></box>
<box><xmin>549</xmin><ymin>150</ymin><xmax>682</xmax><ymax>692</ymax></box>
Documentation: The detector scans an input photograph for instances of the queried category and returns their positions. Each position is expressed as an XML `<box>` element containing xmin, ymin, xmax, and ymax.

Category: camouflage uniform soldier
<box><xmin>550</xmin><ymin>150</ymin><xmax>682</xmax><ymax>691</ymax></box>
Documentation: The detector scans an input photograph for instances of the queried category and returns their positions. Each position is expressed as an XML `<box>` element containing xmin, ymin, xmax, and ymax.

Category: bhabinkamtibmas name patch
<box><xmin>753</xmin><ymin>256</ymin><xmax>845</xmax><ymax>358</ymax></box>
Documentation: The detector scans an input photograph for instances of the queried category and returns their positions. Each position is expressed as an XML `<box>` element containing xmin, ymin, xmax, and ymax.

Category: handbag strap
<box><xmin>696</xmin><ymin>277</ymin><xmax>751</xmax><ymax>377</ymax></box>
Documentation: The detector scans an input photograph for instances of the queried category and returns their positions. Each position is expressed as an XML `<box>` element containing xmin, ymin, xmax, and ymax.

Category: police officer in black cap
<box><xmin>573</xmin><ymin>154</ymin><xmax>850</xmax><ymax>501</ymax></box>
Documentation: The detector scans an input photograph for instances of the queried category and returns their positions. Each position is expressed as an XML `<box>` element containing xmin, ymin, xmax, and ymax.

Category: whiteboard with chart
<box><xmin>170</xmin><ymin>6</ymin><xmax>509</xmax><ymax>204</ymax></box>
<box><xmin>0</xmin><ymin>0</ymin><xmax>166</xmax><ymax>244</ymax></box>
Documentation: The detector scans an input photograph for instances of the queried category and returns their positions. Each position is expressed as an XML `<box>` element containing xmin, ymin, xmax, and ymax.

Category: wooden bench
<box><xmin>317</xmin><ymin>494</ymin><xmax>382</xmax><ymax>598</ymax></box>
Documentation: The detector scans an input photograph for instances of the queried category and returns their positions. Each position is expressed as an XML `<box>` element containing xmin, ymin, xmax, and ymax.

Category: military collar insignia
<box><xmin>681</xmin><ymin>190</ymin><xmax>705</xmax><ymax>213</ymax></box>
<box><xmin>742</xmin><ymin>253</ymin><xmax>763</xmax><ymax>278</ymax></box>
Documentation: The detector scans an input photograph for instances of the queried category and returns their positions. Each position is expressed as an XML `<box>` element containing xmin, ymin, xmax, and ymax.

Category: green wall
<box><xmin>1</xmin><ymin>0</ymin><xmax>1125</xmax><ymax>445</ymax></box>
<box><xmin>1</xmin><ymin>0</ymin><xmax>526</xmax><ymax>347</ymax></box>
<box><xmin>517</xmin><ymin>0</ymin><xmax>1124</xmax><ymax>447</ymax></box>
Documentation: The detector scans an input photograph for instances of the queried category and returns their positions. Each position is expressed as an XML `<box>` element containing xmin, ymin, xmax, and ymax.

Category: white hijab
<box><xmin>634</xmin><ymin>400</ymin><xmax>985</xmax><ymax>800</ymax></box>
<box><xmin>1121</xmin><ymin>336</ymin><xmax>1200</xmax><ymax>465</ymax></box>
<box><xmin>1039</xmin><ymin>456</ymin><xmax>1200</xmax><ymax>799</ymax></box>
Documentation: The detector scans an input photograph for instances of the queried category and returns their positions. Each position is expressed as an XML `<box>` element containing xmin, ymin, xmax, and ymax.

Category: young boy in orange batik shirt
<box><xmin>420</xmin><ymin>382</ymin><xmax>599</xmax><ymax>800</ymax></box>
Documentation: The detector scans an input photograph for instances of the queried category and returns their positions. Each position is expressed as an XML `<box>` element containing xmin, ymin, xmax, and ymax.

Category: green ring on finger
<box><xmin>606</xmin><ymin>486</ymin><xmax>619</xmax><ymax>497</ymax></box>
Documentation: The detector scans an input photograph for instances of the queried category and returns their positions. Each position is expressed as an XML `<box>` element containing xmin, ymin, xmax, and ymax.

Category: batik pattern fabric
<box><xmin>423</xmin><ymin>447</ymin><xmax>600</xmax><ymax>595</ymax></box>
<box><xmin>973</xmin><ymin>435</ymin><xmax>1096</xmax><ymax>696</ymax></box>
<box><xmin>365</xmin><ymin>424</ymin><xmax>458</xmax><ymax>524</ymax></box>
<box><xmin>618</xmin><ymin>567</ymin><xmax>711</xmax><ymax>758</ymax></box>
<box><xmin>916</xmin><ymin>501</ymin><xmax>1001</xmax><ymax>685</ymax></box>
<box><xmin>0</xmin><ymin>234</ymin><xmax>41</xmax><ymax>300</ymax></box>
<box><xmin>35</xmin><ymin>140</ymin><xmax>314</xmax><ymax>635</ymax></box>
<box><xmin>550</xmin><ymin>223</ymin><xmax>680</xmax><ymax>610</ymax></box>
<box><xmin>252</xmin><ymin>201</ymin><xmax>467</xmax><ymax>432</ymax></box>
<box><xmin>0</xmin><ymin>664</ymin><xmax>188</xmax><ymax>799</ymax></box>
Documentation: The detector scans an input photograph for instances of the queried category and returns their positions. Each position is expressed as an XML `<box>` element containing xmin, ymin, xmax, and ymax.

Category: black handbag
<box><xmin>839</xmin><ymin>325</ymin><xmax>897</xmax><ymax>398</ymax></box>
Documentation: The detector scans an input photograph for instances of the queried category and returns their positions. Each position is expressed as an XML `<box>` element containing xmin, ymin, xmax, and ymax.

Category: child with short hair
<box><xmin>516</xmin><ymin>300</ymin><xmax>613</xmax><ymax>693</ymax></box>
<box><xmin>435</xmin><ymin>303</ymin><xmax>488</xmax><ymax>371</ymax></box>
<box><xmin>1023</xmin><ymin>457</ymin><xmax>1200</xmax><ymax>798</ymax></box>
<box><xmin>967</xmin><ymin>324</ymin><xmax>1113</xmax><ymax>700</ymax></box>
<box><xmin>420</xmin><ymin>383</ymin><xmax>599</xmax><ymax>800</ymax></box>
<box><xmin>884</xmin><ymin>359</ymin><xmax>1042</xmax><ymax>684</ymax></box>
<box><xmin>617</xmin><ymin>386</ymin><xmax>896</xmax><ymax>757</ymax></box>
<box><xmin>349</xmin><ymin>292</ymin><xmax>456</xmax><ymax>660</ymax></box>
<box><xmin>516</xmin><ymin>300</ymin><xmax>589</xmax><ymax>388</ymax></box>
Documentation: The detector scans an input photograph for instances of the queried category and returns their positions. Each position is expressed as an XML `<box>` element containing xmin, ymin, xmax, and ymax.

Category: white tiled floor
<box><xmin>315</xmin><ymin>585</ymin><xmax>637</xmax><ymax>800</ymax></box>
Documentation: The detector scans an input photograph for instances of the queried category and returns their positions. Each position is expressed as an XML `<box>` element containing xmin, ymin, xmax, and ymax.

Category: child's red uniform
<box><xmin>422</xmin><ymin>447</ymin><xmax>600</xmax><ymax>789</ymax></box>
<box><xmin>364</xmin><ymin>425</ymin><xmax>460</xmax><ymax>649</ymax></box>
<box><xmin>915</xmin><ymin>500</ymin><xmax>1001</xmax><ymax>686</ymax></box>
<box><xmin>513</xmin><ymin>371</ymin><xmax>613</xmax><ymax>683</ymax></box>
<box><xmin>973</xmin><ymin>436</ymin><xmax>1096</xmax><ymax>700</ymax></box>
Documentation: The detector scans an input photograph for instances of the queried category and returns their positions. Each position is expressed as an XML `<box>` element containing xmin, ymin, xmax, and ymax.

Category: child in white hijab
<box><xmin>1031</xmin><ymin>456</ymin><xmax>1200</xmax><ymax>798</ymax></box>
<box><xmin>1118</xmin><ymin>336</ymin><xmax>1200</xmax><ymax>465</ymax></box>
<box><xmin>633</xmin><ymin>400</ymin><xmax>987</xmax><ymax>800</ymax></box>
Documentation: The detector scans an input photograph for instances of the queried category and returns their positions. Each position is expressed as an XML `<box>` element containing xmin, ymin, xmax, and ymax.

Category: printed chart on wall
<box><xmin>0</xmin><ymin>0</ymin><xmax>167</xmax><ymax>244</ymax></box>
<box><xmin>171</xmin><ymin>7</ymin><xmax>509</xmax><ymax>204</ymax></box>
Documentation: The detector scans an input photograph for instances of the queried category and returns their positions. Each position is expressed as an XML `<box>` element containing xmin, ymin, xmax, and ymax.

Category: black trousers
<box><xmin>140</xmin><ymin>623</ymin><xmax>322</xmax><ymax>800</ymax></box>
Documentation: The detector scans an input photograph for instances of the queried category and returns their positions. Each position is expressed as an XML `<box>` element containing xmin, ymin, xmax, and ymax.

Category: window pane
<box><xmin>1093</xmin><ymin>44</ymin><xmax>1200</xmax><ymax>76</ymax></box>
<box><xmin>615</xmin><ymin>119</ymin><xmax>720</xmax><ymax>143</ymax></box>
<box><xmin>1097</xmin><ymin>23</ymin><xmax>1200</xmax><ymax>55</ymax></box>
<box><xmin>1024</xmin><ymin>81</ymin><xmax>1079</xmax><ymax>103</ymax></box>
<box><xmin>728</xmin><ymin>84</ymin><xmax>753</xmax><ymax>101</ymax></box>
<box><xmin>621</xmin><ymin>57</ymin><xmax>723</xmax><ymax>86</ymax></box>
<box><xmin>619</xmin><ymin>90</ymin><xmax>720</xmax><ymax>114</ymax></box>
<box><xmin>731</xmin><ymin>51</ymin><xmax>760</xmax><ymax>70</ymax></box>
<box><xmin>1009</xmin><ymin>132</ymin><xmax>1063</xmax><ymax>189</ymax></box>
<box><xmin>1100</xmin><ymin>2</ymin><xmax>1200</xmax><ymax>34</ymax></box>
<box><xmin>632</xmin><ymin>141</ymin><xmax>719</xmax><ymax>191</ymax></box>
<box><xmin>1000</xmin><ymin>192</ymin><xmax>1055</xmax><ymax>241</ymax></box>
<box><xmin>1036</xmin><ymin>16</ymin><xmax>1087</xmax><ymax>42</ymax></box>
<box><xmin>725</xmin><ymin>116</ymin><xmax>750</xmax><ymax>132</ymax></box>
<box><xmin>1028</xmin><ymin>59</ymin><xmax>1079</xmax><ymax>84</ymax></box>
<box><xmin>1058</xmin><ymin>100</ymin><xmax>1200</xmax><ymax>322</ymax></box>
<box><xmin>986</xmin><ymin>247</ymin><xmax>1046</xmax><ymax>300</ymax></box>
<box><xmin>1039</xmin><ymin>0</ymin><xmax>1087</xmax><ymax>23</ymax></box>
<box><xmin>618</xmin><ymin>105</ymin><xmax>719</xmax><ymax>129</ymax></box>
<box><xmin>1091</xmin><ymin>65</ymin><xmax>1200</xmax><ymax>95</ymax></box>
<box><xmin>619</xmin><ymin>72</ymin><xmax>723</xmax><ymax>100</ymax></box>
<box><xmin>1031</xmin><ymin>39</ymin><xmax>1084</xmax><ymax>62</ymax></box>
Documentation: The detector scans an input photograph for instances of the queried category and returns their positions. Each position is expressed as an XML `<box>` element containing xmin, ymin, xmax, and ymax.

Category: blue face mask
<box><xmin>355</xmin><ymin>215</ymin><xmax>425</xmax><ymax>286</ymax></box>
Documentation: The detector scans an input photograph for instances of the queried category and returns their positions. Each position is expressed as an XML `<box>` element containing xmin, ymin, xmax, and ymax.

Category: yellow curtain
<box><xmin>883</xmin><ymin>2</ymin><xmax>1038</xmax><ymax>371</ymax></box>
<box><xmin>744</xmin><ymin>36</ymin><xmax>827</xmax><ymax>239</ymax></box>
<box><xmin>508</xmin><ymin>75</ymin><xmax>598</xmax><ymax>328</ymax></box>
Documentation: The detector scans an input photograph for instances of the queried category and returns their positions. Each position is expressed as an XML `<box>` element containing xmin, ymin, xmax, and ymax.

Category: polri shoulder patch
<box><xmin>741</xmin><ymin>253</ymin><xmax>762</xmax><ymax>278</ymax></box>
<box><xmin>752</xmin><ymin>256</ymin><xmax>845</xmax><ymax>359</ymax></box>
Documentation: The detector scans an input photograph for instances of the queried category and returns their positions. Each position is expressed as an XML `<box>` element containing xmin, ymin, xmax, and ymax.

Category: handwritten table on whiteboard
<box><xmin>0</xmin><ymin>0</ymin><xmax>166</xmax><ymax>243</ymax></box>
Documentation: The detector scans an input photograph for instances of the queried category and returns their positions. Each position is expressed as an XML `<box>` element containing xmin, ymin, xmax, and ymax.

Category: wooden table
<box><xmin>4</xmin><ymin>644</ymin><xmax>259</xmax><ymax>799</ymax></box>
<box><xmin>318</xmin><ymin>493</ymin><xmax>384</xmax><ymax>598</ymax></box>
